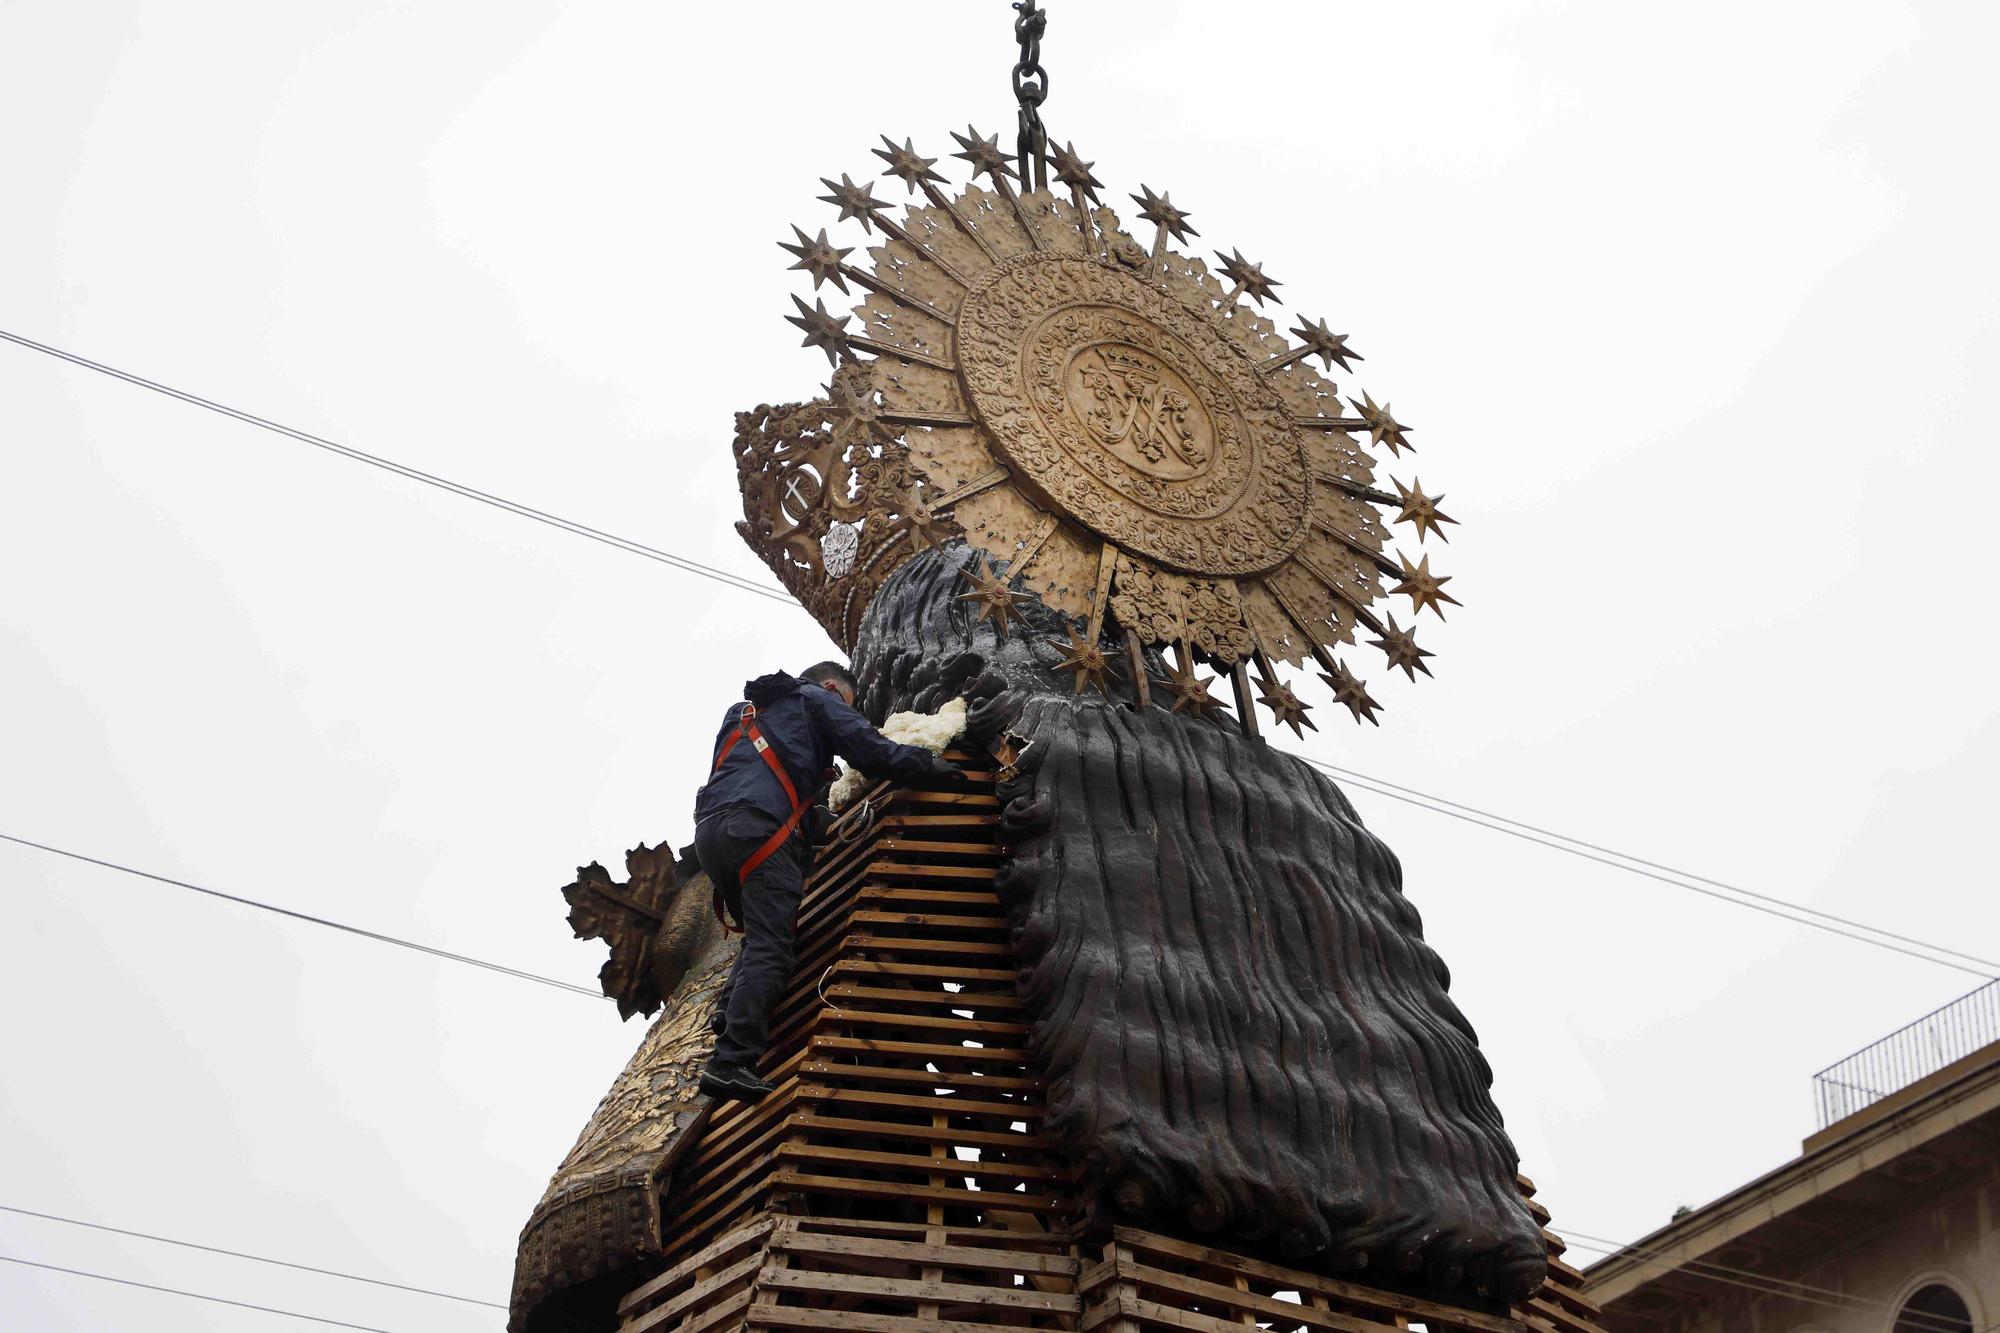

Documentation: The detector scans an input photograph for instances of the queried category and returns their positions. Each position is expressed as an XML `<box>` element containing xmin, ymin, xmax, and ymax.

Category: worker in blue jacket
<box><xmin>694</xmin><ymin>661</ymin><xmax>956</xmax><ymax>1099</ymax></box>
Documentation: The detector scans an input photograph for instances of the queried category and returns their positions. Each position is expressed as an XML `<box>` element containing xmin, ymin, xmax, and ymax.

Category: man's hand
<box><xmin>922</xmin><ymin>753</ymin><xmax>963</xmax><ymax>785</ymax></box>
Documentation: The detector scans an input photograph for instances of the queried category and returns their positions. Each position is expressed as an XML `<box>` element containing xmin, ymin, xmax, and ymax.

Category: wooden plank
<box><xmin>758</xmin><ymin>1265</ymin><xmax>1078</xmax><ymax>1313</ymax></box>
<box><xmin>1544</xmin><ymin>1250</ymin><xmax>1580</xmax><ymax>1279</ymax></box>
<box><xmin>799</xmin><ymin>1061</ymin><xmax>1040</xmax><ymax>1095</ymax></box>
<box><xmin>1076</xmin><ymin>1258</ymin><xmax>1118</xmax><ymax>1297</ymax></box>
<box><xmin>856</xmin><ymin>886</ymin><xmax>1003</xmax><ymax>907</ymax></box>
<box><xmin>790</xmin><ymin>1214</ymin><xmax>1074</xmax><ymax>1249</ymax></box>
<box><xmin>881</xmin><ymin>807</ymin><xmax>998</xmax><ymax>822</ymax></box>
<box><xmin>790</xmin><ymin>1112</ymin><xmax>1049</xmax><ymax>1153</ymax></box>
<box><xmin>807</xmin><ymin>1035</ymin><xmax>1034</xmax><ymax>1065</ymax></box>
<box><xmin>1536</xmin><ymin>1277</ymin><xmax>1603</xmax><ymax>1318</ymax></box>
<box><xmin>799</xmin><ymin>1081</ymin><xmax>1041</xmax><ymax>1120</ymax></box>
<box><xmin>673</xmin><ymin>1288</ymin><xmax>756</xmax><ymax>1333</ymax></box>
<box><xmin>620</xmin><ymin>1216</ymin><xmax>776</xmax><ymax>1315</ymax></box>
<box><xmin>683</xmin><ymin>1082</ymin><xmax>804</xmax><ymax>1167</ymax></box>
<box><xmin>674</xmin><ymin>1113</ymin><xmax>792</xmax><ymax>1208</ymax></box>
<box><xmin>888</xmin><ymin>790</ymin><xmax>1001</xmax><ymax>808</ymax></box>
<box><xmin>1079</xmin><ymin>1289</ymin><xmax>1136</xmax><ymax>1332</ymax></box>
<box><xmin>841</xmin><ymin>935</ymin><xmax>1018</xmax><ymax>957</ymax></box>
<box><xmin>750</xmin><ymin>1305</ymin><xmax>1066</xmax><ymax>1333</ymax></box>
<box><xmin>849</xmin><ymin>910</ymin><xmax>1008</xmax><ymax>930</ymax></box>
<box><xmin>1109</xmin><ymin>1293</ymin><xmax>1310</xmax><ymax>1333</ymax></box>
<box><xmin>873</xmin><ymin>838</ymin><xmax>1000</xmax><ymax>857</ymax></box>
<box><xmin>1122</xmin><ymin>1260</ymin><xmax>1486</xmax><ymax>1333</ymax></box>
<box><xmin>830</xmin><ymin>959</ymin><xmax>1020</xmax><ymax>983</ymax></box>
<box><xmin>776</xmin><ymin>1140</ymin><xmax>1061</xmax><ymax>1183</ymax></box>
<box><xmin>662</xmin><ymin>1154</ymin><xmax>778</xmax><ymax>1246</ymax></box>
<box><xmin>622</xmin><ymin>1251</ymin><xmax>762</xmax><ymax>1333</ymax></box>
<box><xmin>768</xmin><ymin>1169</ymin><xmax>1069</xmax><ymax>1214</ymax></box>
<box><xmin>680</xmin><ymin>1096</ymin><xmax>796</xmax><ymax>1176</ymax></box>
<box><xmin>749</xmin><ymin>1217</ymin><xmax>793</xmax><ymax>1326</ymax></box>
<box><xmin>803</xmin><ymin>827</ymin><xmax>887</xmax><ymax>878</ymax></box>
<box><xmin>822</xmin><ymin>982</ymin><xmax>1024</xmax><ymax>1011</ymax></box>
<box><xmin>1112</xmin><ymin>1228</ymin><xmax>1527</xmax><ymax>1333</ymax></box>
<box><xmin>863</xmin><ymin>861</ymin><xmax>1000</xmax><ymax>881</ymax></box>
<box><xmin>771</xmin><ymin>1228</ymin><xmax>1079</xmax><ymax>1276</ymax></box>
<box><xmin>1524</xmin><ymin>1295</ymin><xmax>1607</xmax><ymax>1333</ymax></box>
<box><xmin>815</xmin><ymin>1007</ymin><xmax>1030</xmax><ymax>1038</ymax></box>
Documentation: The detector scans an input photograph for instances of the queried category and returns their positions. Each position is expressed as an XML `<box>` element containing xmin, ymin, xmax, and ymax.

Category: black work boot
<box><xmin>699</xmin><ymin>1062</ymin><xmax>775</xmax><ymax>1101</ymax></box>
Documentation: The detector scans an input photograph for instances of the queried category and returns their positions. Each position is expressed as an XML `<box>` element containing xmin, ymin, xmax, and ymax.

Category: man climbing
<box><xmin>694</xmin><ymin>661</ymin><xmax>959</xmax><ymax>1099</ymax></box>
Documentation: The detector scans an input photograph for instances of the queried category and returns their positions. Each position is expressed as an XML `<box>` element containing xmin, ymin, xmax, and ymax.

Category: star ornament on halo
<box><xmin>1290</xmin><ymin>317</ymin><xmax>1363</xmax><ymax>372</ymax></box>
<box><xmin>1390</xmin><ymin>476</ymin><xmax>1457</xmax><ymax>544</ymax></box>
<box><xmin>817</xmin><ymin>173</ymin><xmax>888</xmax><ymax>231</ymax></box>
<box><xmin>901</xmin><ymin>487</ymin><xmax>950</xmax><ymax>553</ymax></box>
<box><xmin>779</xmin><ymin>226</ymin><xmax>852</xmax><ymax>293</ymax></box>
<box><xmin>787</xmin><ymin>295</ymin><xmax>852</xmax><ymax>367</ymax></box>
<box><xmin>1254</xmin><ymin>668</ymin><xmax>1317</xmax><ymax>737</ymax></box>
<box><xmin>1390</xmin><ymin>552</ymin><xmax>1462</xmax><ymax>621</ymax></box>
<box><xmin>1367</xmin><ymin>612</ymin><xmax>1434</xmax><ymax>681</ymax></box>
<box><xmin>1130</xmin><ymin>186</ymin><xmax>1198</xmax><ymax>242</ymax></box>
<box><xmin>1215</xmin><ymin>248</ymin><xmax>1282</xmax><ymax>306</ymax></box>
<box><xmin>950</xmin><ymin>126</ymin><xmax>1019</xmax><ymax>183</ymax></box>
<box><xmin>1164</xmin><ymin>649</ymin><xmax>1225</xmax><ymax>718</ymax></box>
<box><xmin>1350</xmin><ymin>391</ymin><xmax>1412</xmax><ymax>456</ymax></box>
<box><xmin>1320</xmin><ymin>659</ymin><xmax>1383</xmax><ymax>727</ymax></box>
<box><xmin>1048</xmin><ymin>141</ymin><xmax>1103</xmax><ymax>201</ymax></box>
<box><xmin>873</xmin><ymin>135</ymin><xmax>946</xmax><ymax>193</ymax></box>
<box><xmin>822</xmin><ymin>371</ymin><xmax>881</xmax><ymax>447</ymax></box>
<box><xmin>957</xmin><ymin>555</ymin><xmax>1033</xmax><ymax>635</ymax></box>
<box><xmin>1053</xmin><ymin>622</ymin><xmax>1113</xmax><ymax>696</ymax></box>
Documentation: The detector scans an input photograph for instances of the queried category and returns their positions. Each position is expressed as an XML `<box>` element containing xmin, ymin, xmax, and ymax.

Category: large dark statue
<box><xmin>514</xmin><ymin>128</ymin><xmax>1548</xmax><ymax>1330</ymax></box>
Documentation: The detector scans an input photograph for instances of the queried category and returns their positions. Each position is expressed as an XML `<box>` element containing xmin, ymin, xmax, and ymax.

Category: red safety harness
<box><xmin>707</xmin><ymin>702</ymin><xmax>810</xmax><ymax>934</ymax></box>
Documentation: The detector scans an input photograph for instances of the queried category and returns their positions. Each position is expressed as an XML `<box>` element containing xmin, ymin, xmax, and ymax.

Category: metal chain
<box><xmin>1012</xmin><ymin>1</ymin><xmax>1050</xmax><ymax>190</ymax></box>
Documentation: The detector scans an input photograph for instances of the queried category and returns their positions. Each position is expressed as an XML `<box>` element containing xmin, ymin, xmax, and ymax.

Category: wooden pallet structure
<box><xmin>615</xmin><ymin>754</ymin><xmax>1611</xmax><ymax>1333</ymax></box>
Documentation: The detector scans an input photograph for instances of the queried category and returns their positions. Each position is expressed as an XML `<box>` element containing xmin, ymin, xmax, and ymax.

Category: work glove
<box><xmin>922</xmin><ymin>753</ymin><xmax>963</xmax><ymax>784</ymax></box>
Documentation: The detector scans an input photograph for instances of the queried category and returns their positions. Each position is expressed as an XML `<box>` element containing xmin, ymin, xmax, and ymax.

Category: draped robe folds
<box><xmin>852</xmin><ymin>546</ymin><xmax>1547</xmax><ymax>1302</ymax></box>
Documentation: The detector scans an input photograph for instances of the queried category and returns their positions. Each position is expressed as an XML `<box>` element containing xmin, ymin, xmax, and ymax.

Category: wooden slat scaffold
<box><xmin>611</xmin><ymin>752</ymin><xmax>1610</xmax><ymax>1333</ymax></box>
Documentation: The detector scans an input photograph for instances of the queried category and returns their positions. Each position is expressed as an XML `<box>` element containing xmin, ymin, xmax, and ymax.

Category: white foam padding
<box><xmin>828</xmin><ymin>696</ymin><xmax>968</xmax><ymax>811</ymax></box>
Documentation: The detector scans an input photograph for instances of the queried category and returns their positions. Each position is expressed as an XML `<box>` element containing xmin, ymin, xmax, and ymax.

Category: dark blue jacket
<box><xmin>693</xmin><ymin>672</ymin><xmax>938</xmax><ymax>828</ymax></box>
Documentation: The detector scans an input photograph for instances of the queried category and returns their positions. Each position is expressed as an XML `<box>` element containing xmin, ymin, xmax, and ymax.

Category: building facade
<box><xmin>1584</xmin><ymin>982</ymin><xmax>2000</xmax><ymax>1333</ymax></box>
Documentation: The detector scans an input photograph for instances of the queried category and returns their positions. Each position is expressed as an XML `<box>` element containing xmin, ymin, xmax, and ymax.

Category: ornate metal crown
<box><xmin>733</xmin><ymin>128</ymin><xmax>1458</xmax><ymax>732</ymax></box>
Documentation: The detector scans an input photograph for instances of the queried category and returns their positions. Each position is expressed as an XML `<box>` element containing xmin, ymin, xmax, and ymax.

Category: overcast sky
<box><xmin>4</xmin><ymin>1</ymin><xmax>1997</xmax><ymax>1328</ymax></box>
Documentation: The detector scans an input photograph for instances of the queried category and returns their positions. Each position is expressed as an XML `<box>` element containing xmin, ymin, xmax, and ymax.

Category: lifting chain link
<box><xmin>1012</xmin><ymin>1</ymin><xmax>1050</xmax><ymax>191</ymax></box>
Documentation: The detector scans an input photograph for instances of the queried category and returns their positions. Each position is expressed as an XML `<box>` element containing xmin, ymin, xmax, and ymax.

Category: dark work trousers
<box><xmin>696</xmin><ymin>807</ymin><xmax>809</xmax><ymax>1072</ymax></box>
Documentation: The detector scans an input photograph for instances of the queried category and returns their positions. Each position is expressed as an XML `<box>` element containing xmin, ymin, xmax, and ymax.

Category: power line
<box><xmin>1302</xmin><ymin>755</ymin><xmax>2000</xmax><ymax>975</ymax></box>
<box><xmin>0</xmin><ymin>1253</ymin><xmax>400</xmax><ymax>1333</ymax></box>
<box><xmin>1</xmin><ymin>832</ymin><xmax>601</xmax><ymax>999</ymax></box>
<box><xmin>0</xmin><ymin>1203</ymin><xmax>504</xmax><ymax>1311</ymax></box>
<box><xmin>0</xmin><ymin>329</ymin><xmax>794</xmax><ymax>606</ymax></box>
<box><xmin>6</xmin><ymin>331</ymin><xmax>1990</xmax><ymax>983</ymax></box>
<box><xmin>1309</xmin><ymin>763</ymin><xmax>1995</xmax><ymax>980</ymax></box>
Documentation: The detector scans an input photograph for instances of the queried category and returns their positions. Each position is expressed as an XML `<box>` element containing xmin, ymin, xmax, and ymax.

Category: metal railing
<box><xmin>1813</xmin><ymin>978</ymin><xmax>2000</xmax><ymax>1129</ymax></box>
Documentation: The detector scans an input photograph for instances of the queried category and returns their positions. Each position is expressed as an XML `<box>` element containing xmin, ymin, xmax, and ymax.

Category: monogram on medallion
<box><xmin>1067</xmin><ymin>343</ymin><xmax>1212</xmax><ymax>479</ymax></box>
<box><xmin>956</xmin><ymin>254</ymin><xmax>1312</xmax><ymax>577</ymax></box>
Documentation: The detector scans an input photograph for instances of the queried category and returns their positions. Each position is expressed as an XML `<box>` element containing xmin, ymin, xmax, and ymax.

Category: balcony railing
<box><xmin>1813</xmin><ymin>978</ymin><xmax>2000</xmax><ymax>1129</ymax></box>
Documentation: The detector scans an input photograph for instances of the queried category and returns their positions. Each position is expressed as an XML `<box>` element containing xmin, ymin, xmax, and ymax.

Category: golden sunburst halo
<box><xmin>732</xmin><ymin>126</ymin><xmax>1459</xmax><ymax>728</ymax></box>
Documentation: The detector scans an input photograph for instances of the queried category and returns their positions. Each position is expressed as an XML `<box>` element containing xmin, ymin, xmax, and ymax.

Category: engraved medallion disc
<box><xmin>956</xmin><ymin>254</ymin><xmax>1313</xmax><ymax>577</ymax></box>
